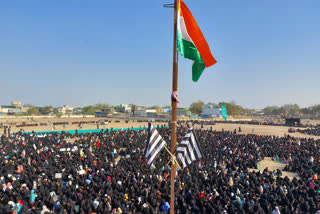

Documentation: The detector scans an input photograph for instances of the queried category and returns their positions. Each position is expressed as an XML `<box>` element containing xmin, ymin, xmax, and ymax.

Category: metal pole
<box><xmin>170</xmin><ymin>0</ymin><xmax>178</xmax><ymax>213</ymax></box>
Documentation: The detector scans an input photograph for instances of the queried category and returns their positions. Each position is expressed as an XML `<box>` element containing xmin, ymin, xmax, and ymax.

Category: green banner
<box><xmin>221</xmin><ymin>105</ymin><xmax>227</xmax><ymax>120</ymax></box>
<box><xmin>25</xmin><ymin>126</ymin><xmax>168</xmax><ymax>135</ymax></box>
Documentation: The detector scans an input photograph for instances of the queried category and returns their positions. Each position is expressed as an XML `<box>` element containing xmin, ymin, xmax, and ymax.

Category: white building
<box><xmin>58</xmin><ymin>105</ymin><xmax>74</xmax><ymax>115</ymax></box>
<box><xmin>0</xmin><ymin>107</ymin><xmax>9</xmax><ymax>114</ymax></box>
<box><xmin>201</xmin><ymin>105</ymin><xmax>222</xmax><ymax>118</ymax></box>
<box><xmin>0</xmin><ymin>106</ymin><xmax>21</xmax><ymax>115</ymax></box>
<box><xmin>118</xmin><ymin>104</ymin><xmax>132</xmax><ymax>113</ymax></box>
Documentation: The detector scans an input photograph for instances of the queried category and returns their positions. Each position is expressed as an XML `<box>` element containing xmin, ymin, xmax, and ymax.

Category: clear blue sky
<box><xmin>1</xmin><ymin>0</ymin><xmax>319</xmax><ymax>109</ymax></box>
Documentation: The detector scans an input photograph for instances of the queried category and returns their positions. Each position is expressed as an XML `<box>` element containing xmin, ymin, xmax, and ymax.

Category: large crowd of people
<box><xmin>1</xmin><ymin>123</ymin><xmax>320</xmax><ymax>213</ymax></box>
<box><xmin>297</xmin><ymin>126</ymin><xmax>320</xmax><ymax>136</ymax></box>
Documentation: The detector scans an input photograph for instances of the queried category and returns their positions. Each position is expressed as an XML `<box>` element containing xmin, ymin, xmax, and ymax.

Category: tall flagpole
<box><xmin>170</xmin><ymin>0</ymin><xmax>178</xmax><ymax>213</ymax></box>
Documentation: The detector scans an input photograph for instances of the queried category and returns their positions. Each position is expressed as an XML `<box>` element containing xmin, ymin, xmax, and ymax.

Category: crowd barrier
<box><xmin>25</xmin><ymin>126</ymin><xmax>168</xmax><ymax>135</ymax></box>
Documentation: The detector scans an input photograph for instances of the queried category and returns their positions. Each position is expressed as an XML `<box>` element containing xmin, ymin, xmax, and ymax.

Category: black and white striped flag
<box><xmin>176</xmin><ymin>126</ymin><xmax>202</xmax><ymax>168</ymax></box>
<box><xmin>145</xmin><ymin>123</ymin><xmax>166</xmax><ymax>165</ymax></box>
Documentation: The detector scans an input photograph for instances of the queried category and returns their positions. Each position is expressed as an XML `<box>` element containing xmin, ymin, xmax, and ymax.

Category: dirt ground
<box><xmin>0</xmin><ymin>118</ymin><xmax>167</xmax><ymax>135</ymax></box>
<box><xmin>196</xmin><ymin>123</ymin><xmax>320</xmax><ymax>140</ymax></box>
<box><xmin>1</xmin><ymin>117</ymin><xmax>319</xmax><ymax>140</ymax></box>
<box><xmin>249</xmin><ymin>157</ymin><xmax>298</xmax><ymax>180</ymax></box>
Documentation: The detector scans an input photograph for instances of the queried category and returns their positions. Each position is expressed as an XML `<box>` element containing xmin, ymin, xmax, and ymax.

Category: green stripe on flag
<box><xmin>192</xmin><ymin>62</ymin><xmax>206</xmax><ymax>82</ymax></box>
<box><xmin>177</xmin><ymin>32</ymin><xmax>204</xmax><ymax>63</ymax></box>
<box><xmin>177</xmin><ymin>32</ymin><xmax>206</xmax><ymax>82</ymax></box>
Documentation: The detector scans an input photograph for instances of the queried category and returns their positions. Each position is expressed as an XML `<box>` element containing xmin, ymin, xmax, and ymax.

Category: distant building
<box><xmin>0</xmin><ymin>106</ymin><xmax>21</xmax><ymax>115</ymax></box>
<box><xmin>134</xmin><ymin>110</ymin><xmax>147</xmax><ymax>117</ymax></box>
<box><xmin>0</xmin><ymin>106</ymin><xmax>9</xmax><ymax>115</ymax></box>
<box><xmin>201</xmin><ymin>105</ymin><xmax>222</xmax><ymax>118</ymax></box>
<box><xmin>11</xmin><ymin>101</ymin><xmax>22</xmax><ymax>108</ymax></box>
<box><xmin>163</xmin><ymin>108</ymin><xmax>171</xmax><ymax>113</ymax></box>
<box><xmin>73</xmin><ymin>108</ymin><xmax>83</xmax><ymax>115</ymax></box>
<box><xmin>117</xmin><ymin>104</ymin><xmax>132</xmax><ymax>113</ymax></box>
<box><xmin>132</xmin><ymin>105</ymin><xmax>139</xmax><ymax>112</ymax></box>
<box><xmin>58</xmin><ymin>105</ymin><xmax>74</xmax><ymax>115</ymax></box>
<box><xmin>156</xmin><ymin>108</ymin><xmax>164</xmax><ymax>113</ymax></box>
<box><xmin>177</xmin><ymin>109</ymin><xmax>191</xmax><ymax>117</ymax></box>
<box><xmin>21</xmin><ymin>106</ymin><xmax>32</xmax><ymax>113</ymax></box>
<box><xmin>95</xmin><ymin>109</ymin><xmax>112</xmax><ymax>117</ymax></box>
<box><xmin>95</xmin><ymin>111</ymin><xmax>103</xmax><ymax>117</ymax></box>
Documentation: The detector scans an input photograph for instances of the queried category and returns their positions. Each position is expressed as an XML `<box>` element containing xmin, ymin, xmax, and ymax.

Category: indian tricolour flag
<box><xmin>177</xmin><ymin>0</ymin><xmax>217</xmax><ymax>82</ymax></box>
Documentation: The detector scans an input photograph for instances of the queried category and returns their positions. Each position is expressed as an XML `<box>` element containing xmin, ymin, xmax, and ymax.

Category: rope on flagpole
<box><xmin>171</xmin><ymin>120</ymin><xmax>179</xmax><ymax>127</ymax></box>
<box><xmin>164</xmin><ymin>145</ymin><xmax>181</xmax><ymax>170</ymax></box>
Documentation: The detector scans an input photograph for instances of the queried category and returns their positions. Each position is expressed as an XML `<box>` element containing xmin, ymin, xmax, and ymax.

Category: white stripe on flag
<box><xmin>184</xmin><ymin>133</ymin><xmax>191</xmax><ymax>138</ymax></box>
<box><xmin>178</xmin><ymin>153</ymin><xmax>187</xmax><ymax>168</ymax></box>
<box><xmin>191</xmin><ymin>133</ymin><xmax>201</xmax><ymax>158</ymax></box>
<box><xmin>176</xmin><ymin>147</ymin><xmax>191</xmax><ymax>164</ymax></box>
<box><xmin>177</xmin><ymin>11</ymin><xmax>193</xmax><ymax>43</ymax></box>
<box><xmin>145</xmin><ymin>125</ymin><xmax>154</xmax><ymax>157</ymax></box>
<box><xmin>147</xmin><ymin>140</ymin><xmax>166</xmax><ymax>165</ymax></box>
<box><xmin>181</xmin><ymin>140</ymin><xmax>196</xmax><ymax>161</ymax></box>
<box><xmin>146</xmin><ymin>134</ymin><xmax>162</xmax><ymax>157</ymax></box>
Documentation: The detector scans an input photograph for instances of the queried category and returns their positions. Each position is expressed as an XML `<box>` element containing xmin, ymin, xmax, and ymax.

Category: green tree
<box><xmin>219</xmin><ymin>102</ymin><xmax>241</xmax><ymax>116</ymax></box>
<box><xmin>178</xmin><ymin>107</ymin><xmax>189</xmax><ymax>111</ymax></box>
<box><xmin>300</xmin><ymin>107</ymin><xmax>311</xmax><ymax>115</ymax></box>
<box><xmin>42</xmin><ymin>105</ymin><xmax>53</xmax><ymax>115</ymax></box>
<box><xmin>207</xmin><ymin>102</ymin><xmax>219</xmax><ymax>108</ymax></box>
<box><xmin>190</xmin><ymin>101</ymin><xmax>205</xmax><ymax>115</ymax></box>
<box><xmin>263</xmin><ymin>106</ymin><xmax>280</xmax><ymax>115</ymax></box>
<box><xmin>149</xmin><ymin>105</ymin><xmax>160</xmax><ymax>109</ymax></box>
<box><xmin>310</xmin><ymin>104</ymin><xmax>320</xmax><ymax>117</ymax></box>
<box><xmin>26</xmin><ymin>107</ymin><xmax>39</xmax><ymax>115</ymax></box>
<box><xmin>113</xmin><ymin>105</ymin><xmax>122</xmax><ymax>112</ymax></box>
<box><xmin>66</xmin><ymin>109</ymin><xmax>73</xmax><ymax>116</ymax></box>
<box><xmin>94</xmin><ymin>104</ymin><xmax>113</xmax><ymax>114</ymax></box>
<box><xmin>240</xmin><ymin>107</ymin><xmax>252</xmax><ymax>115</ymax></box>
<box><xmin>82</xmin><ymin>105</ymin><xmax>97</xmax><ymax>115</ymax></box>
<box><xmin>95</xmin><ymin>104</ymin><xmax>111</xmax><ymax>110</ymax></box>
<box><xmin>277</xmin><ymin>107</ymin><xmax>287</xmax><ymax>116</ymax></box>
<box><xmin>53</xmin><ymin>108</ymin><xmax>59</xmax><ymax>115</ymax></box>
<box><xmin>282</xmin><ymin>104</ymin><xmax>300</xmax><ymax>116</ymax></box>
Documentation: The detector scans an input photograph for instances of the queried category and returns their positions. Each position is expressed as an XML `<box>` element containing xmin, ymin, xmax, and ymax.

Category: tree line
<box><xmin>13</xmin><ymin>102</ymin><xmax>320</xmax><ymax>118</ymax></box>
<box><xmin>263</xmin><ymin>104</ymin><xmax>320</xmax><ymax>118</ymax></box>
<box><xmin>189</xmin><ymin>101</ymin><xmax>250</xmax><ymax>116</ymax></box>
<box><xmin>189</xmin><ymin>101</ymin><xmax>320</xmax><ymax>118</ymax></box>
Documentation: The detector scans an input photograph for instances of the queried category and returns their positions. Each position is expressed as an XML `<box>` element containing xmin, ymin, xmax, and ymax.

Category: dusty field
<box><xmin>1</xmin><ymin>117</ymin><xmax>319</xmax><ymax>140</ymax></box>
<box><xmin>0</xmin><ymin>118</ymin><xmax>166</xmax><ymax>135</ymax></box>
<box><xmin>249</xmin><ymin>157</ymin><xmax>298</xmax><ymax>180</ymax></box>
<box><xmin>196</xmin><ymin>123</ymin><xmax>320</xmax><ymax>140</ymax></box>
